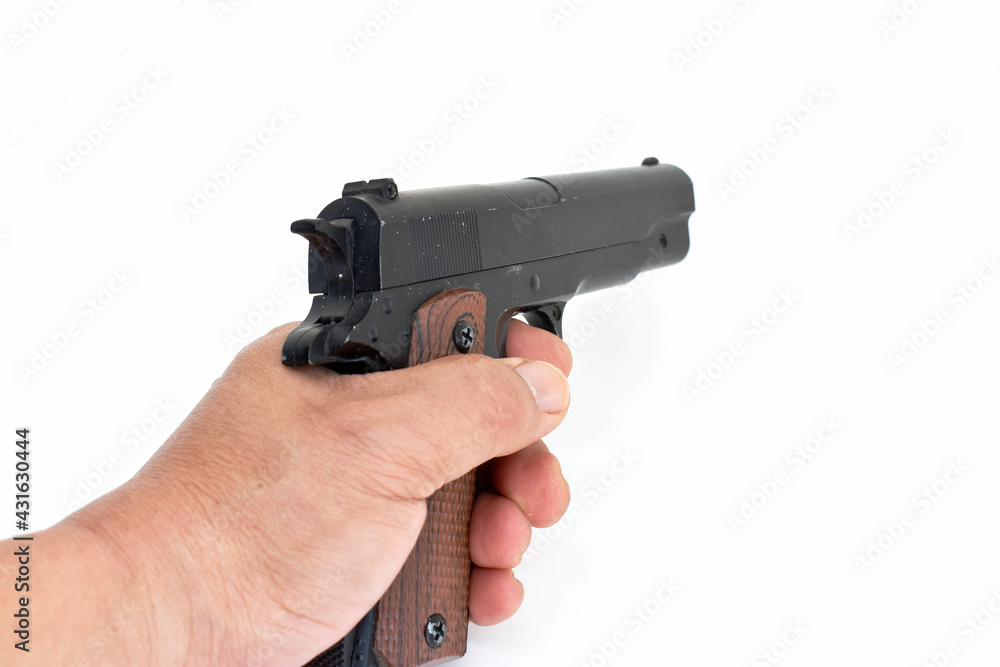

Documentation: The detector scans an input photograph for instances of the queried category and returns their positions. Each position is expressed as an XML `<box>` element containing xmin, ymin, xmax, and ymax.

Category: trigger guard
<box><xmin>496</xmin><ymin>303</ymin><xmax>566</xmax><ymax>359</ymax></box>
<box><xmin>522</xmin><ymin>304</ymin><xmax>565</xmax><ymax>338</ymax></box>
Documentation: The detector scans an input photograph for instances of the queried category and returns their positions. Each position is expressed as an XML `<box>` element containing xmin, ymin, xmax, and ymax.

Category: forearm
<box><xmin>1</xmin><ymin>521</ymin><xmax>144</xmax><ymax>664</ymax></box>
<box><xmin>0</xmin><ymin>486</ymin><xmax>204</xmax><ymax>666</ymax></box>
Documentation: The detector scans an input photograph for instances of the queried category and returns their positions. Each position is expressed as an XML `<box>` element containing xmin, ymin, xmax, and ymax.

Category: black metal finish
<box><xmin>282</xmin><ymin>160</ymin><xmax>695</xmax><ymax>374</ymax></box>
<box><xmin>424</xmin><ymin>614</ymin><xmax>446</xmax><ymax>649</ymax></box>
<box><xmin>453</xmin><ymin>321</ymin><xmax>475</xmax><ymax>354</ymax></box>
<box><xmin>342</xmin><ymin>178</ymin><xmax>399</xmax><ymax>202</ymax></box>
<box><xmin>304</xmin><ymin>607</ymin><xmax>377</xmax><ymax>667</ymax></box>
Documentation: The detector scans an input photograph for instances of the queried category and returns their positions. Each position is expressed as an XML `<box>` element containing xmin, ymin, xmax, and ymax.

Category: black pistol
<box><xmin>283</xmin><ymin>158</ymin><xmax>695</xmax><ymax>667</ymax></box>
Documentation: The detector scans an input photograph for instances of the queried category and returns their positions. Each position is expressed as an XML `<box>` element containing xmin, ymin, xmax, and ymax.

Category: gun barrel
<box><xmin>315</xmin><ymin>160</ymin><xmax>694</xmax><ymax>292</ymax></box>
<box><xmin>284</xmin><ymin>159</ymin><xmax>694</xmax><ymax>371</ymax></box>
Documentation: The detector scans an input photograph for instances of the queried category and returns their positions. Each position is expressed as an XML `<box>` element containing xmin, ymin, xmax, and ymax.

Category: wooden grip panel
<box><xmin>372</xmin><ymin>289</ymin><xmax>487</xmax><ymax>667</ymax></box>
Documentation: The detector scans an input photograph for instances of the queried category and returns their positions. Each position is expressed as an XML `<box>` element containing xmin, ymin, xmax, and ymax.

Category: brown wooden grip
<box><xmin>371</xmin><ymin>289</ymin><xmax>487</xmax><ymax>667</ymax></box>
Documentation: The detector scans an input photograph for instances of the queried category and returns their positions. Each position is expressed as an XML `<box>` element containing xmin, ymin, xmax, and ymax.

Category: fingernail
<box><xmin>514</xmin><ymin>361</ymin><xmax>570</xmax><ymax>414</ymax></box>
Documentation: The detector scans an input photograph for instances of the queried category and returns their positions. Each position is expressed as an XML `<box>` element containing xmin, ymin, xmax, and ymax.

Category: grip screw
<box><xmin>453</xmin><ymin>321</ymin><xmax>475</xmax><ymax>353</ymax></box>
<box><xmin>425</xmin><ymin>614</ymin><xmax>447</xmax><ymax>649</ymax></box>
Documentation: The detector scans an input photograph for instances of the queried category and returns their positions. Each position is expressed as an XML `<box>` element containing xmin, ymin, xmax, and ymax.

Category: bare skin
<box><xmin>2</xmin><ymin>320</ymin><xmax>572</xmax><ymax>665</ymax></box>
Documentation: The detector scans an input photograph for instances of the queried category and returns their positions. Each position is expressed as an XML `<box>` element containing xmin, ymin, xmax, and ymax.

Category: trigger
<box><xmin>522</xmin><ymin>302</ymin><xmax>566</xmax><ymax>340</ymax></box>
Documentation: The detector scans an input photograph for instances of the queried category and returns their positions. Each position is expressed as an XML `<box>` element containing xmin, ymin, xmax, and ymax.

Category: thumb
<box><xmin>324</xmin><ymin>353</ymin><xmax>570</xmax><ymax>500</ymax></box>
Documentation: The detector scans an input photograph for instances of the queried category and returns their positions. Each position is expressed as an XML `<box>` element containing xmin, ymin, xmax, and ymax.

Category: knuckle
<box><xmin>229</xmin><ymin>322</ymin><xmax>299</xmax><ymax>376</ymax></box>
<box><xmin>265</xmin><ymin>321</ymin><xmax>300</xmax><ymax>339</ymax></box>
<box><xmin>325</xmin><ymin>401</ymin><xmax>440</xmax><ymax>500</ymax></box>
<box><xmin>456</xmin><ymin>355</ymin><xmax>527</xmax><ymax>434</ymax></box>
<box><xmin>322</xmin><ymin>402</ymin><xmax>381</xmax><ymax>456</ymax></box>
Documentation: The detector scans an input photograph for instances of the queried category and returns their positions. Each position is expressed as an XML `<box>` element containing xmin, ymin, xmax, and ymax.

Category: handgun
<box><xmin>282</xmin><ymin>158</ymin><xmax>695</xmax><ymax>667</ymax></box>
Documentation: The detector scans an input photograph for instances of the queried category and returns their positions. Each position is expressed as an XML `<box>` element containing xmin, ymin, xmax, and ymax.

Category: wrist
<box><xmin>15</xmin><ymin>515</ymin><xmax>154</xmax><ymax>666</ymax></box>
<box><xmin>62</xmin><ymin>484</ymin><xmax>201</xmax><ymax>665</ymax></box>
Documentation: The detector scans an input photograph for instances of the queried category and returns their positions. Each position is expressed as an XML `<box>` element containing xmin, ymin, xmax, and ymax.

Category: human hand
<box><xmin>35</xmin><ymin>318</ymin><xmax>572</xmax><ymax>666</ymax></box>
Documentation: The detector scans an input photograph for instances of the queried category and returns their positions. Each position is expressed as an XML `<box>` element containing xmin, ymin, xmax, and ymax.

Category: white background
<box><xmin>3</xmin><ymin>1</ymin><xmax>1000</xmax><ymax>665</ymax></box>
